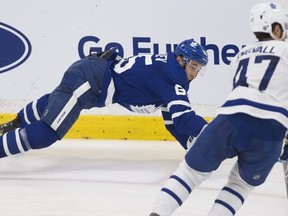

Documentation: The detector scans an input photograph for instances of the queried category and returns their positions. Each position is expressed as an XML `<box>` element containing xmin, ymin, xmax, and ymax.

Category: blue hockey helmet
<box><xmin>175</xmin><ymin>39</ymin><xmax>208</xmax><ymax>66</ymax></box>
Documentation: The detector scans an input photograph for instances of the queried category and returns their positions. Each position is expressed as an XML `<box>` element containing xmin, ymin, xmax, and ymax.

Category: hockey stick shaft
<box><xmin>282</xmin><ymin>160</ymin><xmax>288</xmax><ymax>199</ymax></box>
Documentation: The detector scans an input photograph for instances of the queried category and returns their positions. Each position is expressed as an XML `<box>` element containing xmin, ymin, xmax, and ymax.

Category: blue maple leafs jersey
<box><xmin>218</xmin><ymin>40</ymin><xmax>288</xmax><ymax>128</ymax></box>
<box><xmin>97</xmin><ymin>52</ymin><xmax>207</xmax><ymax>148</ymax></box>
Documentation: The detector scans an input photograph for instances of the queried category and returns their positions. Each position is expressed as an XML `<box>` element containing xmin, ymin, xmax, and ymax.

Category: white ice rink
<box><xmin>0</xmin><ymin>139</ymin><xmax>287</xmax><ymax>216</ymax></box>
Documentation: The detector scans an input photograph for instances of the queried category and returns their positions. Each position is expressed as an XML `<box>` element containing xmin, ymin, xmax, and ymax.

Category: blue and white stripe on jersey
<box><xmin>161</xmin><ymin>100</ymin><xmax>206</xmax><ymax>149</ymax></box>
<box><xmin>103</xmin><ymin>79</ymin><xmax>115</xmax><ymax>106</ymax></box>
<box><xmin>161</xmin><ymin>107</ymin><xmax>173</xmax><ymax>125</ymax></box>
<box><xmin>167</xmin><ymin>100</ymin><xmax>194</xmax><ymax>120</ymax></box>
<box><xmin>217</xmin><ymin>86</ymin><xmax>288</xmax><ymax>128</ymax></box>
<box><xmin>224</xmin><ymin>40</ymin><xmax>288</xmax><ymax>129</ymax></box>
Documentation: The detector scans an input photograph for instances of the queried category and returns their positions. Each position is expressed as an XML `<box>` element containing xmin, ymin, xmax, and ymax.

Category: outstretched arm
<box><xmin>161</xmin><ymin>107</ymin><xmax>204</xmax><ymax>150</ymax></box>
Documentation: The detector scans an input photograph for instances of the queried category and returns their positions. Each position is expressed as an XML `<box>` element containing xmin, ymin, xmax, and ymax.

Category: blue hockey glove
<box><xmin>280</xmin><ymin>135</ymin><xmax>288</xmax><ymax>161</ymax></box>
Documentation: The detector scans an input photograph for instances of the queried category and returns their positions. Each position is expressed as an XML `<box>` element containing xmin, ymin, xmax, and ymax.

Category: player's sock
<box><xmin>0</xmin><ymin>128</ymin><xmax>29</xmax><ymax>158</ymax></box>
<box><xmin>207</xmin><ymin>163</ymin><xmax>254</xmax><ymax>216</ymax></box>
<box><xmin>0</xmin><ymin>120</ymin><xmax>59</xmax><ymax>158</ymax></box>
<box><xmin>18</xmin><ymin>94</ymin><xmax>49</xmax><ymax>127</ymax></box>
<box><xmin>150</xmin><ymin>160</ymin><xmax>211</xmax><ymax>216</ymax></box>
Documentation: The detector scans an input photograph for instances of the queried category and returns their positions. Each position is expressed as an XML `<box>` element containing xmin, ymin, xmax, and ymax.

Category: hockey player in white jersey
<box><xmin>149</xmin><ymin>2</ymin><xmax>288</xmax><ymax>216</ymax></box>
<box><xmin>0</xmin><ymin>38</ymin><xmax>208</xmax><ymax>158</ymax></box>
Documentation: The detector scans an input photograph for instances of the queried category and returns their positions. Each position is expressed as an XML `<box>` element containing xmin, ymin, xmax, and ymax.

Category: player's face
<box><xmin>185</xmin><ymin>60</ymin><xmax>202</xmax><ymax>82</ymax></box>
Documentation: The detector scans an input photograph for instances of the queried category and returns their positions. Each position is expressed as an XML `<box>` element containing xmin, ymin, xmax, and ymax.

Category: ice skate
<box><xmin>0</xmin><ymin>116</ymin><xmax>20</xmax><ymax>135</ymax></box>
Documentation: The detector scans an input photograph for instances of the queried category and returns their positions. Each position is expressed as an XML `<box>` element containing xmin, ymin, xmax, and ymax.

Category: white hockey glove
<box><xmin>280</xmin><ymin>134</ymin><xmax>288</xmax><ymax>161</ymax></box>
<box><xmin>186</xmin><ymin>136</ymin><xmax>196</xmax><ymax>150</ymax></box>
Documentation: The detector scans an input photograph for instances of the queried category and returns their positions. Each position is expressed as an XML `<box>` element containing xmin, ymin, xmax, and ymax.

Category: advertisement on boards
<box><xmin>0</xmin><ymin>0</ymin><xmax>287</xmax><ymax>114</ymax></box>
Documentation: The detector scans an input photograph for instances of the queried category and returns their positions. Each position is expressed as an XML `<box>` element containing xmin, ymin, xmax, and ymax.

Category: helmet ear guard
<box><xmin>250</xmin><ymin>2</ymin><xmax>288</xmax><ymax>40</ymax></box>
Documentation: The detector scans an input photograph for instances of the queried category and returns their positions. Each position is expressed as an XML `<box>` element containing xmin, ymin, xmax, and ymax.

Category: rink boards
<box><xmin>0</xmin><ymin>113</ymin><xmax>212</xmax><ymax>140</ymax></box>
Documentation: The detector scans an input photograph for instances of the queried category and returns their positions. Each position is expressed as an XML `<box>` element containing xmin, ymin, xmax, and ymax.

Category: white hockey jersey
<box><xmin>217</xmin><ymin>40</ymin><xmax>288</xmax><ymax>128</ymax></box>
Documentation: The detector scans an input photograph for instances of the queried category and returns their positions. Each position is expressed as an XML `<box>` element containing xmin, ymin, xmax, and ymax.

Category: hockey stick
<box><xmin>282</xmin><ymin>160</ymin><xmax>288</xmax><ymax>198</ymax></box>
<box><xmin>280</xmin><ymin>135</ymin><xmax>288</xmax><ymax>198</ymax></box>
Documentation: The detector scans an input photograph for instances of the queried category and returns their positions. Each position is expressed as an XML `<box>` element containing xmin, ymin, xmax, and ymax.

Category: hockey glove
<box><xmin>186</xmin><ymin>136</ymin><xmax>196</xmax><ymax>150</ymax></box>
<box><xmin>280</xmin><ymin>135</ymin><xmax>288</xmax><ymax>161</ymax></box>
<box><xmin>186</xmin><ymin>124</ymin><xmax>208</xmax><ymax>150</ymax></box>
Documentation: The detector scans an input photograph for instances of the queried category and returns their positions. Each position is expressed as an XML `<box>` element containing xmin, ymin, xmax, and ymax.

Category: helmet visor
<box><xmin>186</xmin><ymin>59</ymin><xmax>207</xmax><ymax>77</ymax></box>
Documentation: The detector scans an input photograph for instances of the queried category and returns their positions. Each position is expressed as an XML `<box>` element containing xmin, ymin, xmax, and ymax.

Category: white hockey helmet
<box><xmin>250</xmin><ymin>2</ymin><xmax>288</xmax><ymax>39</ymax></box>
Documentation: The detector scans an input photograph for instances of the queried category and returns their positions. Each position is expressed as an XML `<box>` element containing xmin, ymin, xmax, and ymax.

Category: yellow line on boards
<box><xmin>0</xmin><ymin>114</ymin><xmax>212</xmax><ymax>140</ymax></box>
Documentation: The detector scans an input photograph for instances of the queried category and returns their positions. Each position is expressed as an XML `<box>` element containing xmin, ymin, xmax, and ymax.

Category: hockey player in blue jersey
<box><xmin>149</xmin><ymin>2</ymin><xmax>288</xmax><ymax>216</ymax></box>
<box><xmin>0</xmin><ymin>38</ymin><xmax>208</xmax><ymax>158</ymax></box>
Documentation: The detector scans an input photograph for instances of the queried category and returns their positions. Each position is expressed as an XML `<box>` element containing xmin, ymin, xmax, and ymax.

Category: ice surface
<box><xmin>0</xmin><ymin>139</ymin><xmax>287</xmax><ymax>216</ymax></box>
